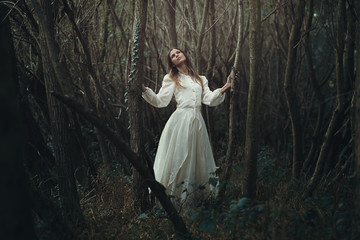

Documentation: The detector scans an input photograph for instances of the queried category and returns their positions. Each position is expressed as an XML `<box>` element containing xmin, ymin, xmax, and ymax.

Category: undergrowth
<box><xmin>75</xmin><ymin>146</ymin><xmax>355</xmax><ymax>240</ymax></box>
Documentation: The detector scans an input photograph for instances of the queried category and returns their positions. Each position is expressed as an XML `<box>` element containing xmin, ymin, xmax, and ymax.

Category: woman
<box><xmin>142</xmin><ymin>48</ymin><xmax>231</xmax><ymax>208</ymax></box>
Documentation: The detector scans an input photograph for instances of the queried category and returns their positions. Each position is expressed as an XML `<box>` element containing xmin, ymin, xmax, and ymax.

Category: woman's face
<box><xmin>169</xmin><ymin>49</ymin><xmax>186</xmax><ymax>67</ymax></box>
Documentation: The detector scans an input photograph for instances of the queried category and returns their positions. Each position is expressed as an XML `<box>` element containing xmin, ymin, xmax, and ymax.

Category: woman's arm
<box><xmin>202</xmin><ymin>73</ymin><xmax>235</xmax><ymax>106</ymax></box>
<box><xmin>219</xmin><ymin>74</ymin><xmax>232</xmax><ymax>94</ymax></box>
<box><xmin>142</xmin><ymin>74</ymin><xmax>176</xmax><ymax>108</ymax></box>
<box><xmin>201</xmin><ymin>76</ymin><xmax>226</xmax><ymax>107</ymax></box>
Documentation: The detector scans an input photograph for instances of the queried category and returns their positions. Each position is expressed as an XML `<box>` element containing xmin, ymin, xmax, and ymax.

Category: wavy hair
<box><xmin>167</xmin><ymin>48</ymin><xmax>204</xmax><ymax>89</ymax></box>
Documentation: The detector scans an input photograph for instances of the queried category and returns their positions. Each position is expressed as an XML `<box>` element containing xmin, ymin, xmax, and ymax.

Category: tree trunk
<box><xmin>283</xmin><ymin>0</ymin><xmax>305</xmax><ymax>179</ymax></box>
<box><xmin>217</xmin><ymin>0</ymin><xmax>244</xmax><ymax>204</ymax></box>
<box><xmin>30</xmin><ymin>0</ymin><xmax>84</xmax><ymax>224</ymax></box>
<box><xmin>0</xmin><ymin>6</ymin><xmax>37</xmax><ymax>240</ymax></box>
<box><xmin>167</xmin><ymin>0</ymin><xmax>177</xmax><ymax>47</ymax></box>
<box><xmin>304</xmin><ymin>0</ymin><xmax>347</xmax><ymax>198</ymax></box>
<box><xmin>302</xmin><ymin>0</ymin><xmax>325</xmax><ymax>174</ymax></box>
<box><xmin>128</xmin><ymin>0</ymin><xmax>151</xmax><ymax>212</ymax></box>
<box><xmin>205</xmin><ymin>0</ymin><xmax>216</xmax><ymax>79</ymax></box>
<box><xmin>243</xmin><ymin>0</ymin><xmax>261</xmax><ymax>200</ymax></box>
<box><xmin>344</xmin><ymin>0</ymin><xmax>356</xmax><ymax>93</ymax></box>
<box><xmin>204</xmin><ymin>0</ymin><xmax>216</xmax><ymax>153</ymax></box>
<box><xmin>195</xmin><ymin>0</ymin><xmax>210</xmax><ymax>72</ymax></box>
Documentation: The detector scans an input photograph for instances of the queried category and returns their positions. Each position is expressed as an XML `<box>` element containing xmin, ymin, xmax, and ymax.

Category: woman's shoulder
<box><xmin>163</xmin><ymin>74</ymin><xmax>172</xmax><ymax>81</ymax></box>
<box><xmin>162</xmin><ymin>74</ymin><xmax>176</xmax><ymax>85</ymax></box>
<box><xmin>199</xmin><ymin>75</ymin><xmax>208</xmax><ymax>82</ymax></box>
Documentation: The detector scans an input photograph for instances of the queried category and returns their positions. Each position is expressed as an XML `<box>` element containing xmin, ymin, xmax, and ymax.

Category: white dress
<box><xmin>142</xmin><ymin>73</ymin><xmax>225</xmax><ymax>206</ymax></box>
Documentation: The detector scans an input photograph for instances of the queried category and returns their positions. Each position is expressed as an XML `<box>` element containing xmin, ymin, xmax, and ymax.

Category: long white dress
<box><xmin>142</xmin><ymin>73</ymin><xmax>225</xmax><ymax>207</ymax></box>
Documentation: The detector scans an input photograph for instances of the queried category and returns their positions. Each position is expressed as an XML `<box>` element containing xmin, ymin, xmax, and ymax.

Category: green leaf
<box><xmin>237</xmin><ymin>197</ymin><xmax>251</xmax><ymax>208</ymax></box>
<box><xmin>199</xmin><ymin>217</ymin><xmax>216</xmax><ymax>234</ymax></box>
<box><xmin>255</xmin><ymin>204</ymin><xmax>265</xmax><ymax>212</ymax></box>
<box><xmin>138</xmin><ymin>213</ymin><xmax>148</xmax><ymax>219</ymax></box>
<box><xmin>190</xmin><ymin>211</ymin><xmax>199</xmax><ymax>221</ymax></box>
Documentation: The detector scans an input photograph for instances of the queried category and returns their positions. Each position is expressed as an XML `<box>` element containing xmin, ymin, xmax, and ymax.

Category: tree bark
<box><xmin>243</xmin><ymin>0</ymin><xmax>261</xmax><ymax>200</ymax></box>
<box><xmin>167</xmin><ymin>0</ymin><xmax>177</xmax><ymax>47</ymax></box>
<box><xmin>283</xmin><ymin>0</ymin><xmax>305</xmax><ymax>179</ymax></box>
<box><xmin>205</xmin><ymin>0</ymin><xmax>216</xmax><ymax>79</ymax></box>
<box><xmin>195</xmin><ymin>0</ymin><xmax>210</xmax><ymax>72</ymax></box>
<box><xmin>203</xmin><ymin>0</ymin><xmax>216</xmax><ymax>154</ymax></box>
<box><xmin>344</xmin><ymin>0</ymin><xmax>356</xmax><ymax>93</ymax></box>
<box><xmin>128</xmin><ymin>0</ymin><xmax>151</xmax><ymax>212</ymax></box>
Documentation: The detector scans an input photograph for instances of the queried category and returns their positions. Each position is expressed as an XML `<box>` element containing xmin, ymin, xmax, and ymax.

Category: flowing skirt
<box><xmin>153</xmin><ymin>107</ymin><xmax>218</xmax><ymax>207</ymax></box>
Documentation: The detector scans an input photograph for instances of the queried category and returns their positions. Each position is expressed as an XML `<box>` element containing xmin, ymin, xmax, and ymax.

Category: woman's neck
<box><xmin>177</xmin><ymin>65</ymin><xmax>189</xmax><ymax>75</ymax></box>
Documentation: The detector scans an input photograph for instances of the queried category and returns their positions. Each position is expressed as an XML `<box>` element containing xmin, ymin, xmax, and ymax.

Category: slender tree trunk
<box><xmin>217</xmin><ymin>0</ymin><xmax>243</xmax><ymax>204</ymax></box>
<box><xmin>195</xmin><ymin>0</ymin><xmax>210</xmax><ymax>72</ymax></box>
<box><xmin>0</xmin><ymin>7</ymin><xmax>37</xmax><ymax>239</ymax></box>
<box><xmin>302</xmin><ymin>0</ymin><xmax>325</xmax><ymax>174</ymax></box>
<box><xmin>344</xmin><ymin>0</ymin><xmax>356</xmax><ymax>92</ymax></box>
<box><xmin>304</xmin><ymin>0</ymin><xmax>347</xmax><ymax>197</ymax></box>
<box><xmin>243</xmin><ymin>0</ymin><xmax>261</xmax><ymax>200</ymax></box>
<box><xmin>204</xmin><ymin>0</ymin><xmax>216</xmax><ymax>153</ymax></box>
<box><xmin>206</xmin><ymin>0</ymin><xmax>216</xmax><ymax>79</ymax></box>
<box><xmin>167</xmin><ymin>0</ymin><xmax>177</xmax><ymax>47</ymax></box>
<box><xmin>283</xmin><ymin>0</ymin><xmax>305</xmax><ymax>179</ymax></box>
<box><xmin>100</xmin><ymin>0</ymin><xmax>110</xmax><ymax>63</ymax></box>
<box><xmin>30</xmin><ymin>0</ymin><xmax>84</xmax><ymax>225</ymax></box>
<box><xmin>128</xmin><ymin>0</ymin><xmax>151</xmax><ymax>212</ymax></box>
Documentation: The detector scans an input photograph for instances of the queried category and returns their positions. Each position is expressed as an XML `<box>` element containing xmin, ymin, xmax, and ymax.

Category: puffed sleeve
<box><xmin>142</xmin><ymin>74</ymin><xmax>175</xmax><ymax>108</ymax></box>
<box><xmin>201</xmin><ymin>76</ymin><xmax>225</xmax><ymax>106</ymax></box>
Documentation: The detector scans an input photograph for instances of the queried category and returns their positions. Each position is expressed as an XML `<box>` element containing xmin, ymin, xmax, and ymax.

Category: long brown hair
<box><xmin>167</xmin><ymin>48</ymin><xmax>204</xmax><ymax>89</ymax></box>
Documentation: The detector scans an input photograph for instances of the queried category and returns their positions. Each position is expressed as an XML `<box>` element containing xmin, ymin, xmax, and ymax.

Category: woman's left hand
<box><xmin>220</xmin><ymin>71</ymin><xmax>238</xmax><ymax>93</ymax></box>
<box><xmin>224</xmin><ymin>74</ymin><xmax>232</xmax><ymax>88</ymax></box>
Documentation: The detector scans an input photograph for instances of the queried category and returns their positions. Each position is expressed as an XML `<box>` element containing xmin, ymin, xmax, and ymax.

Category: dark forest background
<box><xmin>1</xmin><ymin>0</ymin><xmax>360</xmax><ymax>239</ymax></box>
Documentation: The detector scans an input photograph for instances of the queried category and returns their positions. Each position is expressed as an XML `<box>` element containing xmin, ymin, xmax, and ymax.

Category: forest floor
<box><xmin>50</xmin><ymin>145</ymin><xmax>354</xmax><ymax>240</ymax></box>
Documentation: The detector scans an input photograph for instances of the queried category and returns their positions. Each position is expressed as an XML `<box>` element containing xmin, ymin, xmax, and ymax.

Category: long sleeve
<box><xmin>201</xmin><ymin>76</ymin><xmax>225</xmax><ymax>106</ymax></box>
<box><xmin>142</xmin><ymin>74</ymin><xmax>176</xmax><ymax>108</ymax></box>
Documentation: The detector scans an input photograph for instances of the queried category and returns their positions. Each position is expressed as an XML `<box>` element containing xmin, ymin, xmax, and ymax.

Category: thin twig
<box><xmin>261</xmin><ymin>2</ymin><xmax>287</xmax><ymax>23</ymax></box>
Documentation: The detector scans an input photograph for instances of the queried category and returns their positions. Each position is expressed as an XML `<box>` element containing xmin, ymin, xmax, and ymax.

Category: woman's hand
<box><xmin>142</xmin><ymin>84</ymin><xmax>147</xmax><ymax>92</ymax></box>
<box><xmin>219</xmin><ymin>71</ymin><xmax>238</xmax><ymax>94</ymax></box>
<box><xmin>224</xmin><ymin>74</ymin><xmax>232</xmax><ymax>88</ymax></box>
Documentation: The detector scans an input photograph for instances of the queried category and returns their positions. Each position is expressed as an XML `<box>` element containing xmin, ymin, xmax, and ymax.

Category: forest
<box><xmin>1</xmin><ymin>0</ymin><xmax>360</xmax><ymax>239</ymax></box>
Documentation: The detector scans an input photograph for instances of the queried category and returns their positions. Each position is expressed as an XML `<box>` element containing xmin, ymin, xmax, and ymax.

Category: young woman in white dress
<box><xmin>142</xmin><ymin>48</ymin><xmax>232</xmax><ymax>208</ymax></box>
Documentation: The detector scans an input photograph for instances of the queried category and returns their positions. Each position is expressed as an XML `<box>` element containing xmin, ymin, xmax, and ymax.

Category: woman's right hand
<box><xmin>219</xmin><ymin>72</ymin><xmax>238</xmax><ymax>94</ymax></box>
